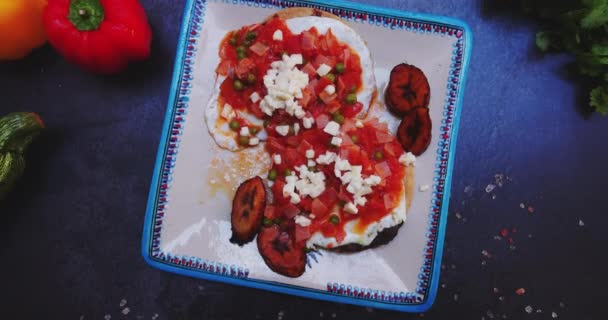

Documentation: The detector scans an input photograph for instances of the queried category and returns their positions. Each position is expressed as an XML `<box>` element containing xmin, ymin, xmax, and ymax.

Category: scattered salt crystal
<box><xmin>493</xmin><ymin>235</ymin><xmax>502</xmax><ymax>240</ymax></box>
<box><xmin>419</xmin><ymin>184</ymin><xmax>430</xmax><ymax>192</ymax></box>
<box><xmin>509</xmin><ymin>244</ymin><xmax>516</xmax><ymax>251</ymax></box>
<box><xmin>453</xmin><ymin>293</ymin><xmax>459</xmax><ymax>301</ymax></box>
<box><xmin>559</xmin><ymin>302</ymin><xmax>566</xmax><ymax>308</ymax></box>
<box><xmin>104</xmin><ymin>315</ymin><xmax>111</xmax><ymax>320</ymax></box>
<box><xmin>455</xmin><ymin>212</ymin><xmax>462</xmax><ymax>219</ymax></box>
<box><xmin>520</xmin><ymin>203</ymin><xmax>525</xmax><ymax>209</ymax></box>
<box><xmin>152</xmin><ymin>313</ymin><xmax>159</xmax><ymax>320</ymax></box>
<box><xmin>331</xmin><ymin>312</ymin><xmax>336</xmax><ymax>318</ymax></box>
<box><xmin>493</xmin><ymin>287</ymin><xmax>499</xmax><ymax>294</ymax></box>
<box><xmin>492</xmin><ymin>194</ymin><xmax>497</xmax><ymax>200</ymax></box>
<box><xmin>119</xmin><ymin>299</ymin><xmax>127</xmax><ymax>307</ymax></box>
<box><xmin>486</xmin><ymin>310</ymin><xmax>495</xmax><ymax>319</ymax></box>
<box><xmin>485</xmin><ymin>184</ymin><xmax>496</xmax><ymax>193</ymax></box>
<box><xmin>524</xmin><ymin>306</ymin><xmax>533</xmax><ymax>314</ymax></box>
<box><xmin>494</xmin><ymin>174</ymin><xmax>504</xmax><ymax>187</ymax></box>
<box><xmin>481</xmin><ymin>249</ymin><xmax>490</xmax><ymax>257</ymax></box>
<box><xmin>464</xmin><ymin>185</ymin><xmax>474</xmax><ymax>196</ymax></box>
<box><xmin>481</xmin><ymin>260</ymin><xmax>487</xmax><ymax>266</ymax></box>
<box><xmin>122</xmin><ymin>308</ymin><xmax>130</xmax><ymax>315</ymax></box>
<box><xmin>578</xmin><ymin>219</ymin><xmax>585</xmax><ymax>227</ymax></box>
<box><xmin>498</xmin><ymin>296</ymin><xmax>505</xmax><ymax>302</ymax></box>
<box><xmin>441</xmin><ymin>283</ymin><xmax>446</xmax><ymax>289</ymax></box>
<box><xmin>536</xmin><ymin>309</ymin><xmax>543</xmax><ymax>313</ymax></box>
<box><xmin>552</xmin><ymin>312</ymin><xmax>558</xmax><ymax>318</ymax></box>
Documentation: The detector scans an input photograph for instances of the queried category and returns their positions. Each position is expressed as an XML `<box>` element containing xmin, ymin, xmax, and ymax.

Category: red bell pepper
<box><xmin>43</xmin><ymin>0</ymin><xmax>152</xmax><ymax>74</ymax></box>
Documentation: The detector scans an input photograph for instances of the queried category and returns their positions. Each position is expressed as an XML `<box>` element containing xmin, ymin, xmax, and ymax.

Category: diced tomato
<box><xmin>341</xmin><ymin>48</ymin><xmax>351</xmax><ymax>68</ymax></box>
<box><xmin>299</xmin><ymin>87</ymin><xmax>314</xmax><ymax>108</ymax></box>
<box><xmin>325</xmin><ymin>29</ymin><xmax>339</xmax><ymax>53</ymax></box>
<box><xmin>341</xmin><ymin>119</ymin><xmax>356</xmax><ymax>133</ymax></box>
<box><xmin>325</xmin><ymin>100</ymin><xmax>341</xmax><ymax>113</ymax></box>
<box><xmin>315</xmin><ymin>113</ymin><xmax>330</xmax><ymax>129</ymax></box>
<box><xmin>286</xmin><ymin>136</ymin><xmax>300</xmax><ymax>147</ymax></box>
<box><xmin>284</xmin><ymin>203</ymin><xmax>300</xmax><ymax>219</ymax></box>
<box><xmin>284</xmin><ymin>148</ymin><xmax>302</xmax><ymax>166</ymax></box>
<box><xmin>295</xmin><ymin>225</ymin><xmax>311</xmax><ymax>243</ymax></box>
<box><xmin>341</xmin><ymin>102</ymin><xmax>363</xmax><ymax>117</ymax></box>
<box><xmin>264</xmin><ymin>206</ymin><xmax>277</xmax><ymax>219</ymax></box>
<box><xmin>375</xmin><ymin>130</ymin><xmax>394</xmax><ymax>144</ymax></box>
<box><xmin>314</xmin><ymin>54</ymin><xmax>336</xmax><ymax>68</ymax></box>
<box><xmin>250</xmin><ymin>102</ymin><xmax>265</xmax><ymax>118</ymax></box>
<box><xmin>384</xmin><ymin>194</ymin><xmax>395</xmax><ymax>211</ymax></box>
<box><xmin>318</xmin><ymin>188</ymin><xmax>339</xmax><ymax>208</ymax></box>
<box><xmin>384</xmin><ymin>141</ymin><xmax>403</xmax><ymax>157</ymax></box>
<box><xmin>235</xmin><ymin>58</ymin><xmax>255</xmax><ymax>79</ymax></box>
<box><xmin>301</xmin><ymin>63</ymin><xmax>317</xmax><ymax>78</ymax></box>
<box><xmin>315</xmin><ymin>77</ymin><xmax>333</xmax><ymax>95</ymax></box>
<box><xmin>311</xmin><ymin>198</ymin><xmax>329</xmax><ymax>216</ymax></box>
<box><xmin>272</xmin><ymin>180</ymin><xmax>287</xmax><ymax>204</ymax></box>
<box><xmin>267</xmin><ymin>137</ymin><xmax>286</xmax><ymax>153</ymax></box>
<box><xmin>334</xmin><ymin>228</ymin><xmax>347</xmax><ymax>244</ymax></box>
<box><xmin>301</xmin><ymin>30</ymin><xmax>318</xmax><ymax>52</ymax></box>
<box><xmin>366</xmin><ymin>118</ymin><xmax>390</xmax><ymax>132</ymax></box>
<box><xmin>336</xmin><ymin>76</ymin><xmax>346</xmax><ymax>96</ymax></box>
<box><xmin>216</xmin><ymin>60</ymin><xmax>233</xmax><ymax>76</ymax></box>
<box><xmin>296</xmin><ymin>139</ymin><xmax>314</xmax><ymax>154</ymax></box>
<box><xmin>374</xmin><ymin>161</ymin><xmax>392</xmax><ymax>178</ymax></box>
<box><xmin>318</xmin><ymin>90</ymin><xmax>337</xmax><ymax>104</ymax></box>
<box><xmin>250</xmin><ymin>42</ymin><xmax>269</xmax><ymax>56</ymax></box>
<box><xmin>338</xmin><ymin>185</ymin><xmax>352</xmax><ymax>202</ymax></box>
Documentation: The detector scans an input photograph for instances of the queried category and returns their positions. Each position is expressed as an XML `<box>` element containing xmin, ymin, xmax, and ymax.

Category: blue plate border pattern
<box><xmin>141</xmin><ymin>0</ymin><xmax>472</xmax><ymax>313</ymax></box>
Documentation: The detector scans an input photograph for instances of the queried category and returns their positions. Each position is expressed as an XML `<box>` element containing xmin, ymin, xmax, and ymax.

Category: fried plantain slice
<box><xmin>397</xmin><ymin>107</ymin><xmax>432</xmax><ymax>156</ymax></box>
<box><xmin>257</xmin><ymin>225</ymin><xmax>306</xmax><ymax>278</ymax></box>
<box><xmin>230</xmin><ymin>176</ymin><xmax>267</xmax><ymax>245</ymax></box>
<box><xmin>385</xmin><ymin>64</ymin><xmax>431</xmax><ymax>116</ymax></box>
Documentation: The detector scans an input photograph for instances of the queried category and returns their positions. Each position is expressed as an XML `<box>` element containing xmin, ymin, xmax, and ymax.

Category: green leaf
<box><xmin>536</xmin><ymin>32</ymin><xmax>552</xmax><ymax>51</ymax></box>
<box><xmin>590</xmin><ymin>85</ymin><xmax>608</xmax><ymax>115</ymax></box>
<box><xmin>591</xmin><ymin>44</ymin><xmax>608</xmax><ymax>56</ymax></box>
<box><xmin>581</xmin><ymin>3</ymin><xmax>608</xmax><ymax>29</ymax></box>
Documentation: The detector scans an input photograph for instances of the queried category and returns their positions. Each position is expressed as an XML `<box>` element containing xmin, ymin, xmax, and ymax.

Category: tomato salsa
<box><xmin>215</xmin><ymin>17</ymin><xmax>407</xmax><ymax>247</ymax></box>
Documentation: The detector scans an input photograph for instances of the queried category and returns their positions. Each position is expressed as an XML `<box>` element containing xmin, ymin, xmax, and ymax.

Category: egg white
<box><xmin>205</xmin><ymin>17</ymin><xmax>377</xmax><ymax>151</ymax></box>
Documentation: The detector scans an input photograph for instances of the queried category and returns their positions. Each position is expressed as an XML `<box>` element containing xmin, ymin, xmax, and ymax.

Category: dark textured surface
<box><xmin>1</xmin><ymin>0</ymin><xmax>607</xmax><ymax>319</ymax></box>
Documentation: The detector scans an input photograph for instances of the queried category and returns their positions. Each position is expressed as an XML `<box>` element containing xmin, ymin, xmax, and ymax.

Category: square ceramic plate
<box><xmin>142</xmin><ymin>0</ymin><xmax>471</xmax><ymax>312</ymax></box>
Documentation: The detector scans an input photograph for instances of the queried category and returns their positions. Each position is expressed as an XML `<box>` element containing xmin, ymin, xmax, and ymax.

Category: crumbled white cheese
<box><xmin>250</xmin><ymin>92</ymin><xmax>261</xmax><ymax>103</ymax></box>
<box><xmin>273</xmin><ymin>29</ymin><xmax>283</xmax><ymax>41</ymax></box>
<box><xmin>331</xmin><ymin>137</ymin><xmax>342</xmax><ymax>146</ymax></box>
<box><xmin>275</xmin><ymin>125</ymin><xmax>290</xmax><ymax>136</ymax></box>
<box><xmin>399</xmin><ymin>152</ymin><xmax>416</xmax><ymax>167</ymax></box>
<box><xmin>294</xmin><ymin>215</ymin><xmax>311</xmax><ymax>227</ymax></box>
<box><xmin>355</xmin><ymin>120</ymin><xmax>364</xmax><ymax>128</ymax></box>
<box><xmin>307</xmin><ymin>159</ymin><xmax>316</xmax><ymax>167</ymax></box>
<box><xmin>283</xmin><ymin>165</ymin><xmax>326</xmax><ymax>202</ymax></box>
<box><xmin>260</xmin><ymin>54</ymin><xmax>309</xmax><ymax>117</ymax></box>
<box><xmin>249</xmin><ymin>137</ymin><xmax>260</xmax><ymax>146</ymax></box>
<box><xmin>221</xmin><ymin>103</ymin><xmax>236</xmax><ymax>120</ymax></box>
<box><xmin>324</xmin><ymin>85</ymin><xmax>336</xmax><ymax>95</ymax></box>
<box><xmin>302</xmin><ymin>117</ymin><xmax>314</xmax><ymax>129</ymax></box>
<box><xmin>344</xmin><ymin>202</ymin><xmax>359</xmax><ymax>214</ymax></box>
<box><xmin>323</xmin><ymin>121</ymin><xmax>340</xmax><ymax>136</ymax></box>
<box><xmin>333</xmin><ymin>157</ymin><xmax>383</xmax><ymax>211</ymax></box>
<box><xmin>316</xmin><ymin>63</ymin><xmax>332</xmax><ymax>77</ymax></box>
<box><xmin>316</xmin><ymin>151</ymin><xmax>338</xmax><ymax>165</ymax></box>
<box><xmin>305</xmin><ymin>149</ymin><xmax>315</xmax><ymax>159</ymax></box>
<box><xmin>273</xmin><ymin>154</ymin><xmax>282</xmax><ymax>165</ymax></box>
<box><xmin>295</xmin><ymin>108</ymin><xmax>306</xmax><ymax>119</ymax></box>
<box><xmin>293</xmin><ymin>123</ymin><xmax>300</xmax><ymax>135</ymax></box>
<box><xmin>240</xmin><ymin>127</ymin><xmax>250</xmax><ymax>137</ymax></box>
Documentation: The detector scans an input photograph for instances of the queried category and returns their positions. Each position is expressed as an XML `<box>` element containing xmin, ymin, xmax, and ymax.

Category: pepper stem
<box><xmin>68</xmin><ymin>0</ymin><xmax>105</xmax><ymax>31</ymax></box>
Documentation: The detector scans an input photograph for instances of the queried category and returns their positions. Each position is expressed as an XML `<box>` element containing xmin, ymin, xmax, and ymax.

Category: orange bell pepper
<box><xmin>0</xmin><ymin>0</ymin><xmax>47</xmax><ymax>61</ymax></box>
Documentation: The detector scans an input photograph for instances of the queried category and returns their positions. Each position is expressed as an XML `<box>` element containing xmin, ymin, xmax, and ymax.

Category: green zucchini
<box><xmin>0</xmin><ymin>112</ymin><xmax>44</xmax><ymax>200</ymax></box>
